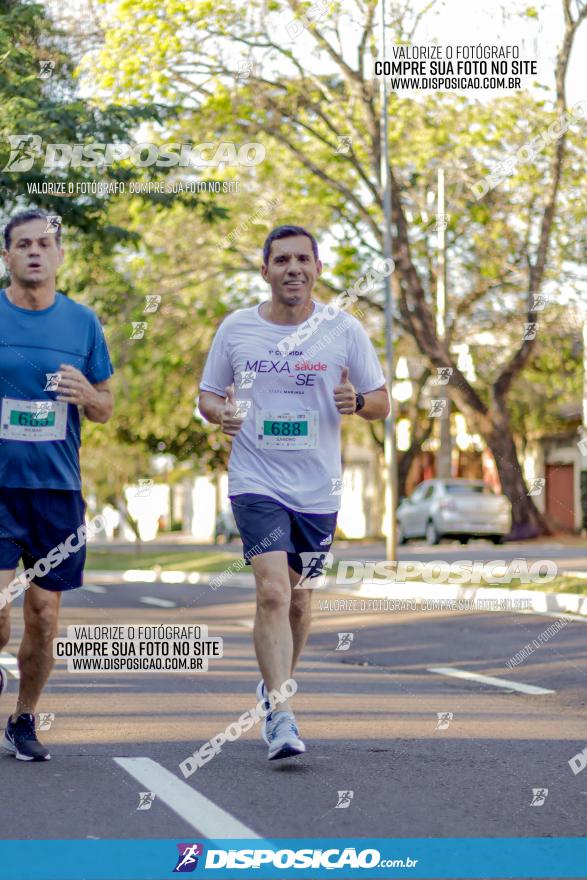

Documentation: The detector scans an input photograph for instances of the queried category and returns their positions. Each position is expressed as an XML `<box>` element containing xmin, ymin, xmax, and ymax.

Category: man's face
<box><xmin>3</xmin><ymin>218</ymin><xmax>63</xmax><ymax>287</ymax></box>
<box><xmin>261</xmin><ymin>235</ymin><xmax>322</xmax><ymax>306</ymax></box>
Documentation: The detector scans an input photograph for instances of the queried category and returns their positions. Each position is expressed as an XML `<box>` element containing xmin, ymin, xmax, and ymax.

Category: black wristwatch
<box><xmin>354</xmin><ymin>393</ymin><xmax>365</xmax><ymax>413</ymax></box>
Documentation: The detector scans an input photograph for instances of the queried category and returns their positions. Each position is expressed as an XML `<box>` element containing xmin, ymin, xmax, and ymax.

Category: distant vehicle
<box><xmin>214</xmin><ymin>509</ymin><xmax>239</xmax><ymax>544</ymax></box>
<box><xmin>396</xmin><ymin>479</ymin><xmax>512</xmax><ymax>545</ymax></box>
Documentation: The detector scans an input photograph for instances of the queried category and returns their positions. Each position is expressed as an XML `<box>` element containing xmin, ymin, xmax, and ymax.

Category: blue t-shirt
<box><xmin>0</xmin><ymin>289</ymin><xmax>114</xmax><ymax>489</ymax></box>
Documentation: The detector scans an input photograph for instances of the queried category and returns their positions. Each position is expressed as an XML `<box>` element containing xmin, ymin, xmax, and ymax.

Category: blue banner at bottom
<box><xmin>1</xmin><ymin>838</ymin><xmax>586</xmax><ymax>879</ymax></box>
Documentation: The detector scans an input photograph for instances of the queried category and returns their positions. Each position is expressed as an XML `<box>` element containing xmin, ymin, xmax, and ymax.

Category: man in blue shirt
<box><xmin>0</xmin><ymin>209</ymin><xmax>114</xmax><ymax>761</ymax></box>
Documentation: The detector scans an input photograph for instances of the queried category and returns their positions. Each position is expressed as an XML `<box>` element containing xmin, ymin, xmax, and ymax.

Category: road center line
<box><xmin>114</xmin><ymin>756</ymin><xmax>261</xmax><ymax>839</ymax></box>
<box><xmin>83</xmin><ymin>585</ymin><xmax>107</xmax><ymax>593</ymax></box>
<box><xmin>139</xmin><ymin>596</ymin><xmax>177</xmax><ymax>608</ymax></box>
<box><xmin>428</xmin><ymin>666</ymin><xmax>555</xmax><ymax>695</ymax></box>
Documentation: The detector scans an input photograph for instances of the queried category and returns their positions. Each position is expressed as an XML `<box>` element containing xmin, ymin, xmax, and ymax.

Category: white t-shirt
<box><xmin>199</xmin><ymin>301</ymin><xmax>386</xmax><ymax>513</ymax></box>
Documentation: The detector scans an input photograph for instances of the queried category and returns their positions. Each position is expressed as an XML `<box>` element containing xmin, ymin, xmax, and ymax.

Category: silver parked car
<box><xmin>397</xmin><ymin>479</ymin><xmax>512</xmax><ymax>545</ymax></box>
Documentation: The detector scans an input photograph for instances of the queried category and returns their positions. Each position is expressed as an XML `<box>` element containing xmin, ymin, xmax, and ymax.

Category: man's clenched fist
<box><xmin>333</xmin><ymin>367</ymin><xmax>356</xmax><ymax>415</ymax></box>
<box><xmin>220</xmin><ymin>385</ymin><xmax>246</xmax><ymax>436</ymax></box>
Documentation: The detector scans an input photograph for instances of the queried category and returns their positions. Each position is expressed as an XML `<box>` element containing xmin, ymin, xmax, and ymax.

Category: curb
<box><xmin>84</xmin><ymin>569</ymin><xmax>587</xmax><ymax>619</ymax></box>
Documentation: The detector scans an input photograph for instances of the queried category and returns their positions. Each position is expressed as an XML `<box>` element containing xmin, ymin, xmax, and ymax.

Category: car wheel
<box><xmin>425</xmin><ymin>520</ymin><xmax>441</xmax><ymax>545</ymax></box>
<box><xmin>459</xmin><ymin>535</ymin><xmax>470</xmax><ymax>544</ymax></box>
<box><xmin>490</xmin><ymin>534</ymin><xmax>504</xmax><ymax>545</ymax></box>
<box><xmin>397</xmin><ymin>522</ymin><xmax>408</xmax><ymax>545</ymax></box>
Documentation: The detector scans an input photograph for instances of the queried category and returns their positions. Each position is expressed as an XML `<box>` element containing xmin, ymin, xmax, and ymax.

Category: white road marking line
<box><xmin>139</xmin><ymin>596</ymin><xmax>177</xmax><ymax>608</ymax></box>
<box><xmin>114</xmin><ymin>757</ymin><xmax>262</xmax><ymax>839</ymax></box>
<box><xmin>0</xmin><ymin>652</ymin><xmax>20</xmax><ymax>679</ymax></box>
<box><xmin>236</xmin><ymin>619</ymin><xmax>255</xmax><ymax>629</ymax></box>
<box><xmin>83</xmin><ymin>585</ymin><xmax>107</xmax><ymax>593</ymax></box>
<box><xmin>428</xmin><ymin>666</ymin><xmax>555</xmax><ymax>695</ymax></box>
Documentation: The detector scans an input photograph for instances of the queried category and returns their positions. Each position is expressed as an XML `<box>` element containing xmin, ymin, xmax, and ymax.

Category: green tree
<box><xmin>75</xmin><ymin>0</ymin><xmax>587</xmax><ymax>534</ymax></box>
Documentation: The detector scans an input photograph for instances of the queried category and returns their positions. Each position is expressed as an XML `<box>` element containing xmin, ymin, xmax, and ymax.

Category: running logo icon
<box><xmin>335</xmin><ymin>790</ymin><xmax>354</xmax><ymax>809</ymax></box>
<box><xmin>130</xmin><ymin>322</ymin><xmax>148</xmax><ymax>340</ymax></box>
<box><xmin>33</xmin><ymin>401</ymin><xmax>52</xmax><ymax>420</ymax></box>
<box><xmin>237</xmin><ymin>370</ymin><xmax>256</xmax><ymax>389</ymax></box>
<box><xmin>296</xmin><ymin>551</ymin><xmax>334</xmax><ymax>589</ymax></box>
<box><xmin>336</xmin><ymin>632</ymin><xmax>354</xmax><ymax>651</ymax></box>
<box><xmin>435</xmin><ymin>712</ymin><xmax>453</xmax><ymax>730</ymax></box>
<box><xmin>530</xmin><ymin>788</ymin><xmax>548</xmax><ymax>806</ymax></box>
<box><xmin>433</xmin><ymin>367</ymin><xmax>453</xmax><ymax>385</ymax></box>
<box><xmin>429</xmin><ymin>399</ymin><xmax>447</xmax><ymax>417</ymax></box>
<box><xmin>37</xmin><ymin>712</ymin><xmax>55</xmax><ymax>731</ymax></box>
<box><xmin>3</xmin><ymin>135</ymin><xmax>42</xmax><ymax>172</ymax></box>
<box><xmin>527</xmin><ymin>478</ymin><xmax>545</xmax><ymax>497</ymax></box>
<box><xmin>137</xmin><ymin>792</ymin><xmax>155</xmax><ymax>810</ymax></box>
<box><xmin>38</xmin><ymin>60</ymin><xmax>56</xmax><ymax>79</ymax></box>
<box><xmin>335</xmin><ymin>136</ymin><xmax>353</xmax><ymax>155</ymax></box>
<box><xmin>44</xmin><ymin>373</ymin><xmax>62</xmax><ymax>391</ymax></box>
<box><xmin>144</xmin><ymin>295</ymin><xmax>161</xmax><ymax>314</ymax></box>
<box><xmin>173</xmin><ymin>843</ymin><xmax>204</xmax><ymax>872</ymax></box>
<box><xmin>44</xmin><ymin>215</ymin><xmax>61</xmax><ymax>234</ymax></box>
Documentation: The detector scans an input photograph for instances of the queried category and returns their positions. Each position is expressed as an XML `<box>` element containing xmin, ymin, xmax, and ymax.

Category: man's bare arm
<box><xmin>84</xmin><ymin>380</ymin><xmax>114</xmax><ymax>424</ymax></box>
<box><xmin>56</xmin><ymin>365</ymin><xmax>114</xmax><ymax>424</ymax></box>
<box><xmin>199</xmin><ymin>389</ymin><xmax>244</xmax><ymax>437</ymax></box>
<box><xmin>357</xmin><ymin>386</ymin><xmax>390</xmax><ymax>421</ymax></box>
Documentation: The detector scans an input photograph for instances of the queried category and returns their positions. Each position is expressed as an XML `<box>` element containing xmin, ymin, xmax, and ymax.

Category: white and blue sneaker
<box><xmin>266</xmin><ymin>711</ymin><xmax>306</xmax><ymax>761</ymax></box>
<box><xmin>256</xmin><ymin>679</ymin><xmax>272</xmax><ymax>745</ymax></box>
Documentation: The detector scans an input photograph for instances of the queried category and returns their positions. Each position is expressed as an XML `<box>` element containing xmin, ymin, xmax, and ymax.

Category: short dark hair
<box><xmin>4</xmin><ymin>209</ymin><xmax>62</xmax><ymax>250</ymax></box>
<box><xmin>262</xmin><ymin>225</ymin><xmax>318</xmax><ymax>265</ymax></box>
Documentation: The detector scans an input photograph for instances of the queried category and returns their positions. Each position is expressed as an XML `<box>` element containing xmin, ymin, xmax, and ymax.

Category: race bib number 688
<box><xmin>255</xmin><ymin>410</ymin><xmax>318</xmax><ymax>450</ymax></box>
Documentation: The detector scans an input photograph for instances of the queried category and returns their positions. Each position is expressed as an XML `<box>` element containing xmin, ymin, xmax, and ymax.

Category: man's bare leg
<box><xmin>12</xmin><ymin>583</ymin><xmax>61</xmax><ymax>721</ymax></box>
<box><xmin>288</xmin><ymin>567</ymin><xmax>312</xmax><ymax>674</ymax></box>
<box><xmin>0</xmin><ymin>570</ymin><xmax>15</xmax><ymax>677</ymax></box>
<box><xmin>251</xmin><ymin>551</ymin><xmax>294</xmax><ymax>714</ymax></box>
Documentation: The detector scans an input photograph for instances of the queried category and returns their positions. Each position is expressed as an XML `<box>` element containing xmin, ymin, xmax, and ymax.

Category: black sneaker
<box><xmin>3</xmin><ymin>713</ymin><xmax>51</xmax><ymax>761</ymax></box>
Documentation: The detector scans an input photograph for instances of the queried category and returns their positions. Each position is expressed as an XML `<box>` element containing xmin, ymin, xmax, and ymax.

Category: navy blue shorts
<box><xmin>230</xmin><ymin>493</ymin><xmax>337</xmax><ymax>579</ymax></box>
<box><xmin>0</xmin><ymin>488</ymin><xmax>87</xmax><ymax>592</ymax></box>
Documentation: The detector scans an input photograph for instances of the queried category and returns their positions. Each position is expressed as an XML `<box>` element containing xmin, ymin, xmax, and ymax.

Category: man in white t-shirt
<box><xmin>199</xmin><ymin>225</ymin><xmax>389</xmax><ymax>760</ymax></box>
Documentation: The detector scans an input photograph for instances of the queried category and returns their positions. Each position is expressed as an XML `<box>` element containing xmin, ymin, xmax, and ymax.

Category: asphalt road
<box><xmin>1</xmin><ymin>576</ymin><xmax>586</xmax><ymax>879</ymax></box>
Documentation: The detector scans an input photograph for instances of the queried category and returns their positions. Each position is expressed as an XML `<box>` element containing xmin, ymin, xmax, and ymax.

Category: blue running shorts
<box><xmin>0</xmin><ymin>488</ymin><xmax>87</xmax><ymax>592</ymax></box>
<box><xmin>230</xmin><ymin>492</ymin><xmax>337</xmax><ymax>578</ymax></box>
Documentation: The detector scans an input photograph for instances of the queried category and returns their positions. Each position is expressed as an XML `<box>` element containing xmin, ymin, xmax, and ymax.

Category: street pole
<box><xmin>583</xmin><ymin>318</ymin><xmax>587</xmax><ymax>433</ymax></box>
<box><xmin>581</xmin><ymin>318</ymin><xmax>587</xmax><ymax>532</ymax></box>
<box><xmin>379</xmin><ymin>0</ymin><xmax>397</xmax><ymax>560</ymax></box>
<box><xmin>436</xmin><ymin>166</ymin><xmax>452</xmax><ymax>478</ymax></box>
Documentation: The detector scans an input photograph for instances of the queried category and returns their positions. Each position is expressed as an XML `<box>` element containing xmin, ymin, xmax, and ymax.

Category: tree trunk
<box><xmin>382</xmin><ymin>1</ymin><xmax>585</xmax><ymax>538</ymax></box>
<box><xmin>486</xmin><ymin>414</ymin><xmax>550</xmax><ymax>538</ymax></box>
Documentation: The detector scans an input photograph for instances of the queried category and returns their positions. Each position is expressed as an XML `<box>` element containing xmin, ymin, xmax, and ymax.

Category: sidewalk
<box><xmin>88</xmin><ymin>532</ymin><xmax>587</xmax><ymax>551</ymax></box>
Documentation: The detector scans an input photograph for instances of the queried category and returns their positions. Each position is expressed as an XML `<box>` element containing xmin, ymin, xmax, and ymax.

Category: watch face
<box><xmin>355</xmin><ymin>393</ymin><xmax>365</xmax><ymax>412</ymax></box>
